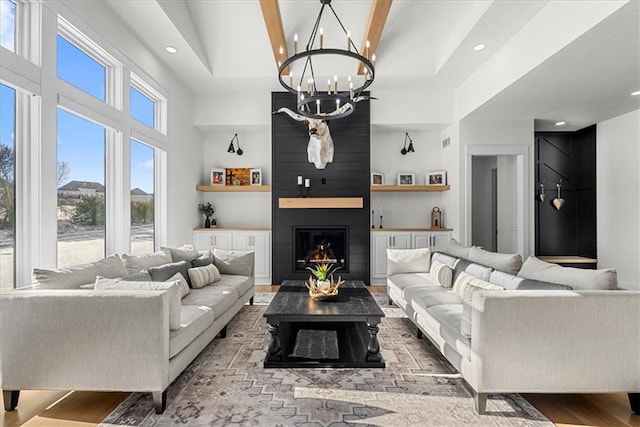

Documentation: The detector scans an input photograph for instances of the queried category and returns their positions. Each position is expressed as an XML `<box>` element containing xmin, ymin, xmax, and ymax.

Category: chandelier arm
<box><xmin>306</xmin><ymin>3</ymin><xmax>326</xmax><ymax>51</ymax></box>
<box><xmin>327</xmin><ymin>3</ymin><xmax>361</xmax><ymax>54</ymax></box>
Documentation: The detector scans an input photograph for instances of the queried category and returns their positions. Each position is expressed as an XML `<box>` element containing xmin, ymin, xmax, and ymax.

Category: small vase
<box><xmin>204</xmin><ymin>217</ymin><xmax>211</xmax><ymax>228</ymax></box>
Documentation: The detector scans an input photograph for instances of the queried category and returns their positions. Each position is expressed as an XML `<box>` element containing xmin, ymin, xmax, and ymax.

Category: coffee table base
<box><xmin>264</xmin><ymin>321</ymin><xmax>385</xmax><ymax>369</ymax></box>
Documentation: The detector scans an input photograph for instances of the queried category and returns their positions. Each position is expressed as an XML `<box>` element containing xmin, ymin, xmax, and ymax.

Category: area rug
<box><xmin>101</xmin><ymin>294</ymin><xmax>552</xmax><ymax>426</ymax></box>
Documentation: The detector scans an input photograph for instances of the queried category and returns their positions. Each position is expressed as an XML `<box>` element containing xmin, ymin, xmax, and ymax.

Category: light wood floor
<box><xmin>3</xmin><ymin>287</ymin><xmax>639</xmax><ymax>427</ymax></box>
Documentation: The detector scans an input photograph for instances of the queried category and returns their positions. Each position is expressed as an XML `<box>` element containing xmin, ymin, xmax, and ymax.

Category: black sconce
<box><xmin>227</xmin><ymin>133</ymin><xmax>243</xmax><ymax>155</ymax></box>
<box><xmin>401</xmin><ymin>132</ymin><xmax>415</xmax><ymax>155</ymax></box>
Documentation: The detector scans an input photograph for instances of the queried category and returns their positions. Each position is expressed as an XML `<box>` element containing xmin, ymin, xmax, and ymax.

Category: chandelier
<box><xmin>277</xmin><ymin>0</ymin><xmax>375</xmax><ymax>120</ymax></box>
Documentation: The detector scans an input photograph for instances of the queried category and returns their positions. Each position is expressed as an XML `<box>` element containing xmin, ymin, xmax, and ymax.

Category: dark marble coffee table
<box><xmin>263</xmin><ymin>280</ymin><xmax>385</xmax><ymax>368</ymax></box>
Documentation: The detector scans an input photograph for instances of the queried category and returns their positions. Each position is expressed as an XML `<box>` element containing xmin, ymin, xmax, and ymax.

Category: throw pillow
<box><xmin>516</xmin><ymin>279</ymin><xmax>573</xmax><ymax>290</ymax></box>
<box><xmin>188</xmin><ymin>264</ymin><xmax>221</xmax><ymax>289</ymax></box>
<box><xmin>121</xmin><ymin>250</ymin><xmax>172</xmax><ymax>275</ymax></box>
<box><xmin>431</xmin><ymin>252</ymin><xmax>458</xmax><ymax>268</ymax></box>
<box><xmin>453</xmin><ymin>272</ymin><xmax>504</xmax><ymax>338</ymax></box>
<box><xmin>191</xmin><ymin>251</ymin><xmax>214</xmax><ymax>268</ymax></box>
<box><xmin>168</xmin><ymin>272</ymin><xmax>191</xmax><ymax>298</ymax></box>
<box><xmin>468</xmin><ymin>246</ymin><xmax>523</xmax><ymax>275</ymax></box>
<box><xmin>122</xmin><ymin>270</ymin><xmax>152</xmax><ymax>282</ymax></box>
<box><xmin>148</xmin><ymin>260</ymin><xmax>191</xmax><ymax>286</ymax></box>
<box><xmin>94</xmin><ymin>277</ymin><xmax>181</xmax><ymax>330</ymax></box>
<box><xmin>163</xmin><ymin>244</ymin><xmax>200</xmax><ymax>263</ymax></box>
<box><xmin>386</xmin><ymin>248</ymin><xmax>431</xmax><ymax>276</ymax></box>
<box><xmin>518</xmin><ymin>256</ymin><xmax>617</xmax><ymax>290</ymax></box>
<box><xmin>33</xmin><ymin>254</ymin><xmax>127</xmax><ymax>289</ymax></box>
<box><xmin>453</xmin><ymin>258</ymin><xmax>493</xmax><ymax>283</ymax></box>
<box><xmin>443</xmin><ymin>238</ymin><xmax>471</xmax><ymax>260</ymax></box>
<box><xmin>213</xmin><ymin>249</ymin><xmax>254</xmax><ymax>276</ymax></box>
<box><xmin>429</xmin><ymin>259</ymin><xmax>453</xmax><ymax>288</ymax></box>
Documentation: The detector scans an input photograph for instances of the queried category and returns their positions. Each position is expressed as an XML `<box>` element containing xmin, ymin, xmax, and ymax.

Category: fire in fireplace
<box><xmin>294</xmin><ymin>227</ymin><xmax>348</xmax><ymax>272</ymax></box>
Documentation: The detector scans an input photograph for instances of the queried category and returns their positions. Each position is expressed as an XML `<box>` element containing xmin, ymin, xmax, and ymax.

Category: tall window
<box><xmin>0</xmin><ymin>0</ymin><xmax>16</xmax><ymax>52</ymax></box>
<box><xmin>57</xmin><ymin>109</ymin><xmax>106</xmax><ymax>267</ymax></box>
<box><xmin>130</xmin><ymin>86</ymin><xmax>155</xmax><ymax>128</ymax></box>
<box><xmin>130</xmin><ymin>139</ymin><xmax>154</xmax><ymax>254</ymax></box>
<box><xmin>0</xmin><ymin>84</ymin><xmax>16</xmax><ymax>291</ymax></box>
<box><xmin>57</xmin><ymin>34</ymin><xmax>106</xmax><ymax>102</ymax></box>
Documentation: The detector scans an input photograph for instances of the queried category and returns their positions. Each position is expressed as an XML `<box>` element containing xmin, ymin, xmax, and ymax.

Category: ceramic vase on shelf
<box><xmin>204</xmin><ymin>217</ymin><xmax>211</xmax><ymax>228</ymax></box>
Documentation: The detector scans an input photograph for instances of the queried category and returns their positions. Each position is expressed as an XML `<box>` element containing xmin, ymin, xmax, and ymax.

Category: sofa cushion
<box><xmin>419</xmin><ymin>304</ymin><xmax>471</xmax><ymax>361</ymax></box>
<box><xmin>168</xmin><ymin>272</ymin><xmax>191</xmax><ymax>298</ymax></box>
<box><xmin>409</xmin><ymin>287</ymin><xmax>462</xmax><ymax>311</ymax></box>
<box><xmin>33</xmin><ymin>254</ymin><xmax>127</xmax><ymax>289</ymax></box>
<box><xmin>191</xmin><ymin>251</ymin><xmax>214</xmax><ymax>268</ymax></box>
<box><xmin>430</xmin><ymin>259</ymin><xmax>453</xmax><ymax>288</ymax></box>
<box><xmin>468</xmin><ymin>246</ymin><xmax>523</xmax><ymax>275</ymax></box>
<box><xmin>169</xmin><ymin>305</ymin><xmax>214</xmax><ymax>358</ymax></box>
<box><xmin>453</xmin><ymin>258</ymin><xmax>493</xmax><ymax>283</ymax></box>
<box><xmin>387</xmin><ymin>272</ymin><xmax>437</xmax><ymax>292</ymax></box>
<box><xmin>163</xmin><ymin>244</ymin><xmax>200</xmax><ymax>263</ymax></box>
<box><xmin>149</xmin><ymin>260</ymin><xmax>192</xmax><ymax>286</ymax></box>
<box><xmin>518</xmin><ymin>256</ymin><xmax>617</xmax><ymax>290</ymax></box>
<box><xmin>213</xmin><ymin>249</ymin><xmax>254</xmax><ymax>276</ymax></box>
<box><xmin>453</xmin><ymin>272</ymin><xmax>504</xmax><ymax>338</ymax></box>
<box><xmin>181</xmin><ymin>285</ymin><xmax>239</xmax><ymax>318</ymax></box>
<box><xmin>386</xmin><ymin>248</ymin><xmax>431</xmax><ymax>275</ymax></box>
<box><xmin>188</xmin><ymin>264</ymin><xmax>221</xmax><ymax>289</ymax></box>
<box><xmin>443</xmin><ymin>238</ymin><xmax>471</xmax><ymax>259</ymax></box>
<box><xmin>121</xmin><ymin>250</ymin><xmax>172</xmax><ymax>275</ymax></box>
<box><xmin>431</xmin><ymin>252</ymin><xmax>458</xmax><ymax>268</ymax></box>
<box><xmin>216</xmin><ymin>274</ymin><xmax>254</xmax><ymax>296</ymax></box>
<box><xmin>94</xmin><ymin>277</ymin><xmax>181</xmax><ymax>330</ymax></box>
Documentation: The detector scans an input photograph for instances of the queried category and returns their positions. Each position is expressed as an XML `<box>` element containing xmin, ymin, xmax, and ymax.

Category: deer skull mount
<box><xmin>274</xmin><ymin>108</ymin><xmax>334</xmax><ymax>170</ymax></box>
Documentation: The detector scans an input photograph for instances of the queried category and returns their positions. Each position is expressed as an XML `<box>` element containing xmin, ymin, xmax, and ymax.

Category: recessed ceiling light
<box><xmin>555</xmin><ymin>121</ymin><xmax>566</xmax><ymax>126</ymax></box>
<box><xmin>165</xmin><ymin>46</ymin><xmax>177</xmax><ymax>54</ymax></box>
<box><xmin>473</xmin><ymin>43</ymin><xmax>486</xmax><ymax>51</ymax></box>
<box><xmin>632</xmin><ymin>90</ymin><xmax>640</xmax><ymax>96</ymax></box>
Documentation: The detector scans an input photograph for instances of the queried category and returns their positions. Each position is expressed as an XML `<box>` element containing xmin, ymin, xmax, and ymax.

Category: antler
<box><xmin>273</xmin><ymin>107</ymin><xmax>307</xmax><ymax>122</ymax></box>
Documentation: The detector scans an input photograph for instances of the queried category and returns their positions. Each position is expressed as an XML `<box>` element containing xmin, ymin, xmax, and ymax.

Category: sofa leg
<box><xmin>416</xmin><ymin>328</ymin><xmax>423</xmax><ymax>339</ymax></box>
<box><xmin>388</xmin><ymin>297</ymin><xmax>393</xmax><ymax>306</ymax></box>
<box><xmin>219</xmin><ymin>325</ymin><xmax>227</xmax><ymax>338</ymax></box>
<box><xmin>249</xmin><ymin>296</ymin><xmax>254</xmax><ymax>305</ymax></box>
<box><xmin>474</xmin><ymin>392</ymin><xmax>487</xmax><ymax>414</ymax></box>
<box><xmin>629</xmin><ymin>393</ymin><xmax>640</xmax><ymax>414</ymax></box>
<box><xmin>152</xmin><ymin>390</ymin><xmax>167</xmax><ymax>414</ymax></box>
<box><xmin>3</xmin><ymin>390</ymin><xmax>19</xmax><ymax>411</ymax></box>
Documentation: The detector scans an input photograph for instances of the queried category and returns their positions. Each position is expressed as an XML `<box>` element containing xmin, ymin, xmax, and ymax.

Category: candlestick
<box><xmin>380</xmin><ymin>204</ymin><xmax>382</xmax><ymax>216</ymax></box>
<box><xmin>297</xmin><ymin>175</ymin><xmax>302</xmax><ymax>185</ymax></box>
<box><xmin>334</xmin><ymin>75</ymin><xmax>338</xmax><ymax>93</ymax></box>
<box><xmin>347</xmin><ymin>31</ymin><xmax>351</xmax><ymax>51</ymax></box>
<box><xmin>304</xmin><ymin>178</ymin><xmax>310</xmax><ymax>188</ymax></box>
<box><xmin>289</xmin><ymin>71</ymin><xmax>293</xmax><ymax>87</ymax></box>
<box><xmin>319</xmin><ymin>28</ymin><xmax>324</xmax><ymax>49</ymax></box>
<box><xmin>366</xmin><ymin>39</ymin><xmax>370</xmax><ymax>58</ymax></box>
<box><xmin>371</xmin><ymin>210</ymin><xmax>375</xmax><ymax>229</ymax></box>
<box><xmin>294</xmin><ymin>33</ymin><xmax>298</xmax><ymax>54</ymax></box>
<box><xmin>297</xmin><ymin>184</ymin><xmax>303</xmax><ymax>198</ymax></box>
<box><xmin>379</xmin><ymin>215</ymin><xmax>383</xmax><ymax>229</ymax></box>
<box><xmin>327</xmin><ymin>79</ymin><xmax>331</xmax><ymax>94</ymax></box>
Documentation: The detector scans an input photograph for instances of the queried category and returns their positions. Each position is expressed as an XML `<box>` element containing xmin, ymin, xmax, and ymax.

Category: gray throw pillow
<box><xmin>213</xmin><ymin>249</ymin><xmax>254</xmax><ymax>276</ymax></box>
<box><xmin>191</xmin><ymin>251</ymin><xmax>214</xmax><ymax>268</ymax></box>
<box><xmin>148</xmin><ymin>260</ymin><xmax>191</xmax><ymax>286</ymax></box>
<box><xmin>431</xmin><ymin>252</ymin><xmax>458</xmax><ymax>268</ymax></box>
<box><xmin>516</xmin><ymin>279</ymin><xmax>573</xmax><ymax>290</ymax></box>
<box><xmin>443</xmin><ymin>238</ymin><xmax>471</xmax><ymax>260</ymax></box>
<box><xmin>162</xmin><ymin>244</ymin><xmax>200</xmax><ymax>262</ymax></box>
<box><xmin>468</xmin><ymin>246</ymin><xmax>523</xmax><ymax>275</ymax></box>
<box><xmin>518</xmin><ymin>256</ymin><xmax>617</xmax><ymax>290</ymax></box>
<box><xmin>122</xmin><ymin>270</ymin><xmax>152</xmax><ymax>281</ymax></box>
<box><xmin>453</xmin><ymin>259</ymin><xmax>493</xmax><ymax>283</ymax></box>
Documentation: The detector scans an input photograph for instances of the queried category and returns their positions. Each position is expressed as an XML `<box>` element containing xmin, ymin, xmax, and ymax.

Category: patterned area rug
<box><xmin>101</xmin><ymin>294</ymin><xmax>552</xmax><ymax>426</ymax></box>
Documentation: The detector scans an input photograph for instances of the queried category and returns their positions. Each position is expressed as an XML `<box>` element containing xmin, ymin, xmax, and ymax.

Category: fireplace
<box><xmin>294</xmin><ymin>227</ymin><xmax>349</xmax><ymax>272</ymax></box>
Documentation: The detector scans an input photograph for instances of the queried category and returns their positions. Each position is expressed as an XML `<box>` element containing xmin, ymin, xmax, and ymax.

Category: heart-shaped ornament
<box><xmin>539</xmin><ymin>193</ymin><xmax>546</xmax><ymax>202</ymax></box>
<box><xmin>553</xmin><ymin>198</ymin><xmax>565</xmax><ymax>210</ymax></box>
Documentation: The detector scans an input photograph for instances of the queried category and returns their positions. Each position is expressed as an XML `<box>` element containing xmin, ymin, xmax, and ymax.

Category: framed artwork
<box><xmin>397</xmin><ymin>173</ymin><xmax>415</xmax><ymax>186</ymax></box>
<box><xmin>371</xmin><ymin>172</ymin><xmax>384</xmax><ymax>186</ymax></box>
<box><xmin>225</xmin><ymin>168</ymin><xmax>251</xmax><ymax>186</ymax></box>
<box><xmin>250</xmin><ymin>168</ymin><xmax>262</xmax><ymax>186</ymax></box>
<box><xmin>210</xmin><ymin>168</ymin><xmax>225</xmax><ymax>186</ymax></box>
<box><xmin>426</xmin><ymin>171</ymin><xmax>447</xmax><ymax>185</ymax></box>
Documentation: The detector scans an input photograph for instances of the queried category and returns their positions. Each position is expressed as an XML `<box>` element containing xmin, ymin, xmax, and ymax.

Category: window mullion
<box><xmin>105</xmin><ymin>128</ymin><xmax>127</xmax><ymax>255</ymax></box>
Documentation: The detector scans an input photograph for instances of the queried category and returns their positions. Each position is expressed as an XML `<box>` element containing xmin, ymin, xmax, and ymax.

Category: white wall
<box><xmin>597</xmin><ymin>109</ymin><xmax>640</xmax><ymax>289</ymax></box>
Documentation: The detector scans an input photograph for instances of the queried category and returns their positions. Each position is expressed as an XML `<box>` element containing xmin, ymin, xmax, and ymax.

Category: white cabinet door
<box><xmin>251</xmin><ymin>232</ymin><xmax>271</xmax><ymax>284</ymax></box>
<box><xmin>431</xmin><ymin>232</ymin><xmax>451</xmax><ymax>252</ymax></box>
<box><xmin>391</xmin><ymin>232</ymin><xmax>411</xmax><ymax>249</ymax></box>
<box><xmin>193</xmin><ymin>231</ymin><xmax>214</xmax><ymax>251</ymax></box>
<box><xmin>371</xmin><ymin>233</ymin><xmax>392</xmax><ymax>280</ymax></box>
<box><xmin>211</xmin><ymin>231</ymin><xmax>233</xmax><ymax>250</ymax></box>
<box><xmin>412</xmin><ymin>232</ymin><xmax>431</xmax><ymax>249</ymax></box>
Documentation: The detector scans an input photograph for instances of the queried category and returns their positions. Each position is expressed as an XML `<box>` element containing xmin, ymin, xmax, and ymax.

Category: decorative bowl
<box><xmin>305</xmin><ymin>276</ymin><xmax>345</xmax><ymax>301</ymax></box>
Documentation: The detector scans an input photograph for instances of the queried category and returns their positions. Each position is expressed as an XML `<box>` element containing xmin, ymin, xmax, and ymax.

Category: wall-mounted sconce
<box><xmin>227</xmin><ymin>133</ymin><xmax>243</xmax><ymax>155</ymax></box>
<box><xmin>401</xmin><ymin>132</ymin><xmax>415</xmax><ymax>155</ymax></box>
<box><xmin>553</xmin><ymin>181</ymin><xmax>565</xmax><ymax>210</ymax></box>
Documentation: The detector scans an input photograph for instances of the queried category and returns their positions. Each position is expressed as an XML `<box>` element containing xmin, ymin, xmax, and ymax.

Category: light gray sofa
<box><xmin>386</xmin><ymin>242</ymin><xmax>640</xmax><ymax>414</ymax></box>
<box><xmin>1</xmin><ymin>247</ymin><xmax>255</xmax><ymax>414</ymax></box>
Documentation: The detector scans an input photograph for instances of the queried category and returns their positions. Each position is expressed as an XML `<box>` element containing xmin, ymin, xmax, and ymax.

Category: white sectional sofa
<box><xmin>386</xmin><ymin>241</ymin><xmax>640</xmax><ymax>414</ymax></box>
<box><xmin>1</xmin><ymin>246</ymin><xmax>255</xmax><ymax>414</ymax></box>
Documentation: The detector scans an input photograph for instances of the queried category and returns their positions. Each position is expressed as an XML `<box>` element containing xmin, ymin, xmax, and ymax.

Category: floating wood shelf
<box><xmin>370</xmin><ymin>228</ymin><xmax>453</xmax><ymax>232</ymax></box>
<box><xmin>278</xmin><ymin>197</ymin><xmax>364</xmax><ymax>209</ymax></box>
<box><xmin>370</xmin><ymin>185</ymin><xmax>450</xmax><ymax>192</ymax></box>
<box><xmin>196</xmin><ymin>185</ymin><xmax>272</xmax><ymax>192</ymax></box>
<box><xmin>539</xmin><ymin>256</ymin><xmax>598</xmax><ymax>264</ymax></box>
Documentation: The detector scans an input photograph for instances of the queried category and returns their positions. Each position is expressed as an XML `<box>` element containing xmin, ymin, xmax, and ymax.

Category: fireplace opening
<box><xmin>294</xmin><ymin>227</ymin><xmax>348</xmax><ymax>272</ymax></box>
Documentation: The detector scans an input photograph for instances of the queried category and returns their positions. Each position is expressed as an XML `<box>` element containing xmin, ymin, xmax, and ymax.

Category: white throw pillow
<box><xmin>468</xmin><ymin>246</ymin><xmax>523</xmax><ymax>275</ymax></box>
<box><xmin>518</xmin><ymin>256</ymin><xmax>617</xmax><ymax>290</ymax></box>
<box><xmin>33</xmin><ymin>254</ymin><xmax>127</xmax><ymax>289</ymax></box>
<box><xmin>168</xmin><ymin>272</ymin><xmax>191</xmax><ymax>298</ymax></box>
<box><xmin>453</xmin><ymin>272</ymin><xmax>504</xmax><ymax>338</ymax></box>
<box><xmin>443</xmin><ymin>238</ymin><xmax>471</xmax><ymax>260</ymax></box>
<box><xmin>120</xmin><ymin>250</ymin><xmax>172</xmax><ymax>274</ymax></box>
<box><xmin>386</xmin><ymin>248</ymin><xmax>431</xmax><ymax>276</ymax></box>
<box><xmin>188</xmin><ymin>264</ymin><xmax>221</xmax><ymax>289</ymax></box>
<box><xmin>430</xmin><ymin>259</ymin><xmax>453</xmax><ymax>288</ymax></box>
<box><xmin>95</xmin><ymin>277</ymin><xmax>182</xmax><ymax>330</ymax></box>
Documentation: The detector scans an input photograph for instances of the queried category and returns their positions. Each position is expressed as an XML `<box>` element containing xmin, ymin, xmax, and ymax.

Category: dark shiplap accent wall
<box><xmin>272</xmin><ymin>92</ymin><xmax>371</xmax><ymax>284</ymax></box>
<box><xmin>535</xmin><ymin>125</ymin><xmax>596</xmax><ymax>258</ymax></box>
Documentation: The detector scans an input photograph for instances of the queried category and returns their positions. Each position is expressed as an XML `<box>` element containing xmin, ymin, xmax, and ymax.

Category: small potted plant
<box><xmin>198</xmin><ymin>202</ymin><xmax>215</xmax><ymax>228</ymax></box>
<box><xmin>306</xmin><ymin>263</ymin><xmax>340</xmax><ymax>289</ymax></box>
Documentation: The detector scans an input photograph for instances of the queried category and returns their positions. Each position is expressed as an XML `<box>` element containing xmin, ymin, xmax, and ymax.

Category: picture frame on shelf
<box><xmin>397</xmin><ymin>173</ymin><xmax>415</xmax><ymax>186</ymax></box>
<box><xmin>426</xmin><ymin>171</ymin><xmax>447</xmax><ymax>185</ymax></box>
<box><xmin>371</xmin><ymin>172</ymin><xmax>384</xmax><ymax>186</ymax></box>
<box><xmin>225</xmin><ymin>168</ymin><xmax>251</xmax><ymax>186</ymax></box>
<box><xmin>210</xmin><ymin>168</ymin><xmax>225</xmax><ymax>186</ymax></box>
<box><xmin>251</xmin><ymin>168</ymin><xmax>262</xmax><ymax>186</ymax></box>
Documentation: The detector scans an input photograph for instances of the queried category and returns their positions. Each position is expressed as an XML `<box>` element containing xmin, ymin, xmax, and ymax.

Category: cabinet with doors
<box><xmin>370</xmin><ymin>229</ymin><xmax>452</xmax><ymax>284</ymax></box>
<box><xmin>193</xmin><ymin>228</ymin><xmax>271</xmax><ymax>284</ymax></box>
